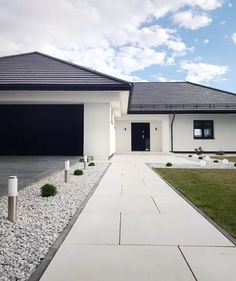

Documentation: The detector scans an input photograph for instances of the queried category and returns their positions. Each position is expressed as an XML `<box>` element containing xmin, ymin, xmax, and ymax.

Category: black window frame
<box><xmin>193</xmin><ymin>120</ymin><xmax>214</xmax><ymax>140</ymax></box>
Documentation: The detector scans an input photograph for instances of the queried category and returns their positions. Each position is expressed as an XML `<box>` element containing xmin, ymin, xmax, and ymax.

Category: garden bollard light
<box><xmin>84</xmin><ymin>155</ymin><xmax>87</xmax><ymax>170</ymax></box>
<box><xmin>64</xmin><ymin>160</ymin><xmax>70</xmax><ymax>183</ymax></box>
<box><xmin>8</xmin><ymin>176</ymin><xmax>18</xmax><ymax>223</ymax></box>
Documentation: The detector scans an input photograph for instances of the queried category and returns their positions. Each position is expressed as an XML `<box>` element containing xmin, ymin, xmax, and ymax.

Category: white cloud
<box><xmin>166</xmin><ymin>57</ymin><xmax>175</xmax><ymax>65</ymax></box>
<box><xmin>228</xmin><ymin>2</ymin><xmax>232</xmax><ymax>7</ymax></box>
<box><xmin>203</xmin><ymin>39</ymin><xmax>209</xmax><ymax>44</ymax></box>
<box><xmin>157</xmin><ymin>74</ymin><xmax>180</xmax><ymax>82</ymax></box>
<box><xmin>158</xmin><ymin>75</ymin><xmax>168</xmax><ymax>82</ymax></box>
<box><xmin>0</xmin><ymin>0</ymin><xmax>223</xmax><ymax>79</ymax></box>
<box><xmin>232</xmin><ymin>33</ymin><xmax>236</xmax><ymax>44</ymax></box>
<box><xmin>172</xmin><ymin>10</ymin><xmax>212</xmax><ymax>30</ymax></box>
<box><xmin>180</xmin><ymin>61</ymin><xmax>228</xmax><ymax>83</ymax></box>
<box><xmin>114</xmin><ymin>47</ymin><xmax>166</xmax><ymax>73</ymax></box>
<box><xmin>220</xmin><ymin>20</ymin><xmax>226</xmax><ymax>24</ymax></box>
<box><xmin>166</xmin><ymin>40</ymin><xmax>187</xmax><ymax>52</ymax></box>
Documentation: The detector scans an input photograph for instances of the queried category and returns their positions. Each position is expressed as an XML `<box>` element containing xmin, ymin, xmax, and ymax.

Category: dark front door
<box><xmin>131</xmin><ymin>123</ymin><xmax>150</xmax><ymax>151</ymax></box>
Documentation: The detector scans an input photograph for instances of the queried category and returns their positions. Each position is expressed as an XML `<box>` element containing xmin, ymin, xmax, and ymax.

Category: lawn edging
<box><xmin>28</xmin><ymin>163</ymin><xmax>111</xmax><ymax>281</ymax></box>
<box><xmin>147</xmin><ymin>164</ymin><xmax>236</xmax><ymax>246</ymax></box>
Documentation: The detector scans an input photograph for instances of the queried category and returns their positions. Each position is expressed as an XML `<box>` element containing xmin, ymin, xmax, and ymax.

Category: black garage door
<box><xmin>0</xmin><ymin>104</ymin><xmax>84</xmax><ymax>155</ymax></box>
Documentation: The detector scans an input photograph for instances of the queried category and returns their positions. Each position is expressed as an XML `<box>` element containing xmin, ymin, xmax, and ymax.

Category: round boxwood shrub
<box><xmin>234</xmin><ymin>163</ymin><xmax>236</xmax><ymax>167</ymax></box>
<box><xmin>198</xmin><ymin>156</ymin><xmax>203</xmax><ymax>160</ymax></box>
<box><xmin>213</xmin><ymin>160</ymin><xmax>219</xmax><ymax>163</ymax></box>
<box><xmin>88</xmin><ymin>162</ymin><xmax>95</xmax><ymax>166</ymax></box>
<box><xmin>166</xmin><ymin>162</ymin><xmax>172</xmax><ymax>167</ymax></box>
<box><xmin>188</xmin><ymin>155</ymin><xmax>192</xmax><ymax>157</ymax></box>
<box><xmin>41</xmin><ymin>184</ymin><xmax>57</xmax><ymax>197</ymax></box>
<box><xmin>74</xmin><ymin>169</ymin><xmax>83</xmax><ymax>176</ymax></box>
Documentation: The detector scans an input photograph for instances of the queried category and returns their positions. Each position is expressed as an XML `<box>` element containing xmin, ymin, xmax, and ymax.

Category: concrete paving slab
<box><xmin>84</xmin><ymin>194</ymin><xmax>158</xmax><ymax>213</ymax></box>
<box><xmin>64</xmin><ymin>212</ymin><xmax>120</xmax><ymax>245</ymax></box>
<box><xmin>121</xmin><ymin>195</ymin><xmax>158</xmax><ymax>213</ymax></box>
<box><xmin>122</xmin><ymin>184</ymin><xmax>151</xmax><ymax>195</ymax></box>
<box><xmin>180</xmin><ymin>246</ymin><xmax>236</xmax><ymax>281</ymax></box>
<box><xmin>121</xmin><ymin>213</ymin><xmax>233</xmax><ymax>246</ymax></box>
<box><xmin>40</xmin><ymin>245</ymin><xmax>196</xmax><ymax>281</ymax></box>
<box><xmin>94</xmin><ymin>184</ymin><xmax>122</xmax><ymax>195</ymax></box>
<box><xmin>83</xmin><ymin>194</ymin><xmax>122</xmax><ymax>212</ymax></box>
<box><xmin>152</xmin><ymin>195</ymin><xmax>197</xmax><ymax>214</ymax></box>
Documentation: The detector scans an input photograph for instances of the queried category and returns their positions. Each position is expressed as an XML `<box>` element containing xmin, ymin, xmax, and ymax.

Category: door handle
<box><xmin>142</xmin><ymin>134</ymin><xmax>144</xmax><ymax>139</ymax></box>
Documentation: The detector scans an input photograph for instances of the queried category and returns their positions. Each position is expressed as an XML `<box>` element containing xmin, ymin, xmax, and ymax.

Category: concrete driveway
<box><xmin>0</xmin><ymin>156</ymin><xmax>80</xmax><ymax>196</ymax></box>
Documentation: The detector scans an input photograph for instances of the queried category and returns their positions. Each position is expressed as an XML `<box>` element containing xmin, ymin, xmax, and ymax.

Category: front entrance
<box><xmin>131</xmin><ymin>122</ymin><xmax>150</xmax><ymax>151</ymax></box>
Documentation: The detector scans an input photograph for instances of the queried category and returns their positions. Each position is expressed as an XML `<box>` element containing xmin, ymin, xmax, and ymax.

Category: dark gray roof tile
<box><xmin>129</xmin><ymin>82</ymin><xmax>236</xmax><ymax>113</ymax></box>
<box><xmin>0</xmin><ymin>52</ymin><xmax>131</xmax><ymax>90</ymax></box>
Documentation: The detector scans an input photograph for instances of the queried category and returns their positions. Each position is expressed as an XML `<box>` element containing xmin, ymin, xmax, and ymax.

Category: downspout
<box><xmin>170</xmin><ymin>113</ymin><xmax>176</xmax><ymax>152</ymax></box>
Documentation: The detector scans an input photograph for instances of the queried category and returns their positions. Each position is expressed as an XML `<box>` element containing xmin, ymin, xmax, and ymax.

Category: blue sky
<box><xmin>0</xmin><ymin>0</ymin><xmax>235</xmax><ymax>92</ymax></box>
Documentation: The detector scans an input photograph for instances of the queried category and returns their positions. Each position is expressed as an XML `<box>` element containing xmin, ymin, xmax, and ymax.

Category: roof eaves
<box><xmin>0</xmin><ymin>83</ymin><xmax>132</xmax><ymax>91</ymax></box>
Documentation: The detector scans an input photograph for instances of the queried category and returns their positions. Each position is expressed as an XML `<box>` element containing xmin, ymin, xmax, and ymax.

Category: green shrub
<box><xmin>41</xmin><ymin>184</ymin><xmax>57</xmax><ymax>197</ymax></box>
<box><xmin>195</xmin><ymin>146</ymin><xmax>203</xmax><ymax>155</ymax></box>
<box><xmin>74</xmin><ymin>169</ymin><xmax>83</xmax><ymax>176</ymax></box>
<box><xmin>213</xmin><ymin>160</ymin><xmax>219</xmax><ymax>163</ymax></box>
<box><xmin>166</xmin><ymin>162</ymin><xmax>172</xmax><ymax>167</ymax></box>
<box><xmin>88</xmin><ymin>162</ymin><xmax>95</xmax><ymax>166</ymax></box>
<box><xmin>234</xmin><ymin>163</ymin><xmax>236</xmax><ymax>167</ymax></box>
<box><xmin>188</xmin><ymin>155</ymin><xmax>192</xmax><ymax>157</ymax></box>
<box><xmin>216</xmin><ymin>150</ymin><xmax>224</xmax><ymax>155</ymax></box>
<box><xmin>198</xmin><ymin>156</ymin><xmax>203</xmax><ymax>160</ymax></box>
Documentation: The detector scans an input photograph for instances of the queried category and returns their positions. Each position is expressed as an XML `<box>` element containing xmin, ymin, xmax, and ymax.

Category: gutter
<box><xmin>170</xmin><ymin>113</ymin><xmax>176</xmax><ymax>152</ymax></box>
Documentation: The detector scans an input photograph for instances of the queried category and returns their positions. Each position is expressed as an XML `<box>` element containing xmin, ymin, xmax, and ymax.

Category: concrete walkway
<box><xmin>40</xmin><ymin>155</ymin><xmax>236</xmax><ymax>281</ymax></box>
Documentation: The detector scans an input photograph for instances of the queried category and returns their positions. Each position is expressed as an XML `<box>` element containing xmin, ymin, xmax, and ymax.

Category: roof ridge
<box><xmin>0</xmin><ymin>51</ymin><xmax>132</xmax><ymax>86</ymax></box>
<box><xmin>0</xmin><ymin>51</ymin><xmax>38</xmax><ymax>60</ymax></box>
<box><xmin>186</xmin><ymin>81</ymin><xmax>236</xmax><ymax>96</ymax></box>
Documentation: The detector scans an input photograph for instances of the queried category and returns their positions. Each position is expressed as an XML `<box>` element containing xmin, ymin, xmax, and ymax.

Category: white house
<box><xmin>1</xmin><ymin>52</ymin><xmax>236</xmax><ymax>159</ymax></box>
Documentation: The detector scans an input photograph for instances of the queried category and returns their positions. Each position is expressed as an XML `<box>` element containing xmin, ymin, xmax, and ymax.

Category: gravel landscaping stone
<box><xmin>151</xmin><ymin>154</ymin><xmax>236</xmax><ymax>169</ymax></box>
<box><xmin>0</xmin><ymin>161</ymin><xmax>109</xmax><ymax>281</ymax></box>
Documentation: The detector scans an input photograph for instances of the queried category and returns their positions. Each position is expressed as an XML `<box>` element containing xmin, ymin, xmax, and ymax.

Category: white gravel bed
<box><xmin>0</xmin><ymin>162</ymin><xmax>109</xmax><ymax>281</ymax></box>
<box><xmin>151</xmin><ymin>154</ymin><xmax>236</xmax><ymax>169</ymax></box>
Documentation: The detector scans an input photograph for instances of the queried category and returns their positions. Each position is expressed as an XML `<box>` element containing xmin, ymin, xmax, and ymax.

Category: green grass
<box><xmin>154</xmin><ymin>168</ymin><xmax>236</xmax><ymax>239</ymax></box>
<box><xmin>211</xmin><ymin>156</ymin><xmax>236</xmax><ymax>162</ymax></box>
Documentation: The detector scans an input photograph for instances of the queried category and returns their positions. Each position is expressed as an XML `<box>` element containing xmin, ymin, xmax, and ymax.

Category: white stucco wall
<box><xmin>116</xmin><ymin>115</ymin><xmax>170</xmax><ymax>153</ymax></box>
<box><xmin>109</xmin><ymin>109</ymin><xmax>116</xmax><ymax>156</ymax></box>
<box><xmin>173</xmin><ymin>114</ymin><xmax>236</xmax><ymax>152</ymax></box>
<box><xmin>84</xmin><ymin>103</ymin><xmax>111</xmax><ymax>160</ymax></box>
<box><xmin>0</xmin><ymin>91</ymin><xmax>125</xmax><ymax>160</ymax></box>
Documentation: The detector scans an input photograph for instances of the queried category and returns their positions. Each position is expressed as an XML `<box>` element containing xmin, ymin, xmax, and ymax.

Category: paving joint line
<box><xmin>119</xmin><ymin>212</ymin><xmax>122</xmax><ymax>245</ymax></box>
<box><xmin>178</xmin><ymin>246</ymin><xmax>198</xmax><ymax>281</ymax></box>
<box><xmin>150</xmin><ymin>196</ymin><xmax>161</xmax><ymax>213</ymax></box>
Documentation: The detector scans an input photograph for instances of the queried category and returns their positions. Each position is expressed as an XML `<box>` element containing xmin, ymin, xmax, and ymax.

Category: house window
<box><xmin>193</xmin><ymin>120</ymin><xmax>214</xmax><ymax>139</ymax></box>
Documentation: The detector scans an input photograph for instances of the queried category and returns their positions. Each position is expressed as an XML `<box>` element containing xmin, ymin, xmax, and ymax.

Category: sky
<box><xmin>0</xmin><ymin>0</ymin><xmax>236</xmax><ymax>92</ymax></box>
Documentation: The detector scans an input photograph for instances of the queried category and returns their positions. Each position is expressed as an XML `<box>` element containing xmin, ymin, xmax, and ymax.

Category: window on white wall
<box><xmin>193</xmin><ymin>120</ymin><xmax>214</xmax><ymax>139</ymax></box>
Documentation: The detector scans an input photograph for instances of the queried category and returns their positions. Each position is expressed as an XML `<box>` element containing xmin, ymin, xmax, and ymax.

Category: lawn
<box><xmin>210</xmin><ymin>156</ymin><xmax>236</xmax><ymax>162</ymax></box>
<box><xmin>154</xmin><ymin>168</ymin><xmax>236</xmax><ymax>239</ymax></box>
